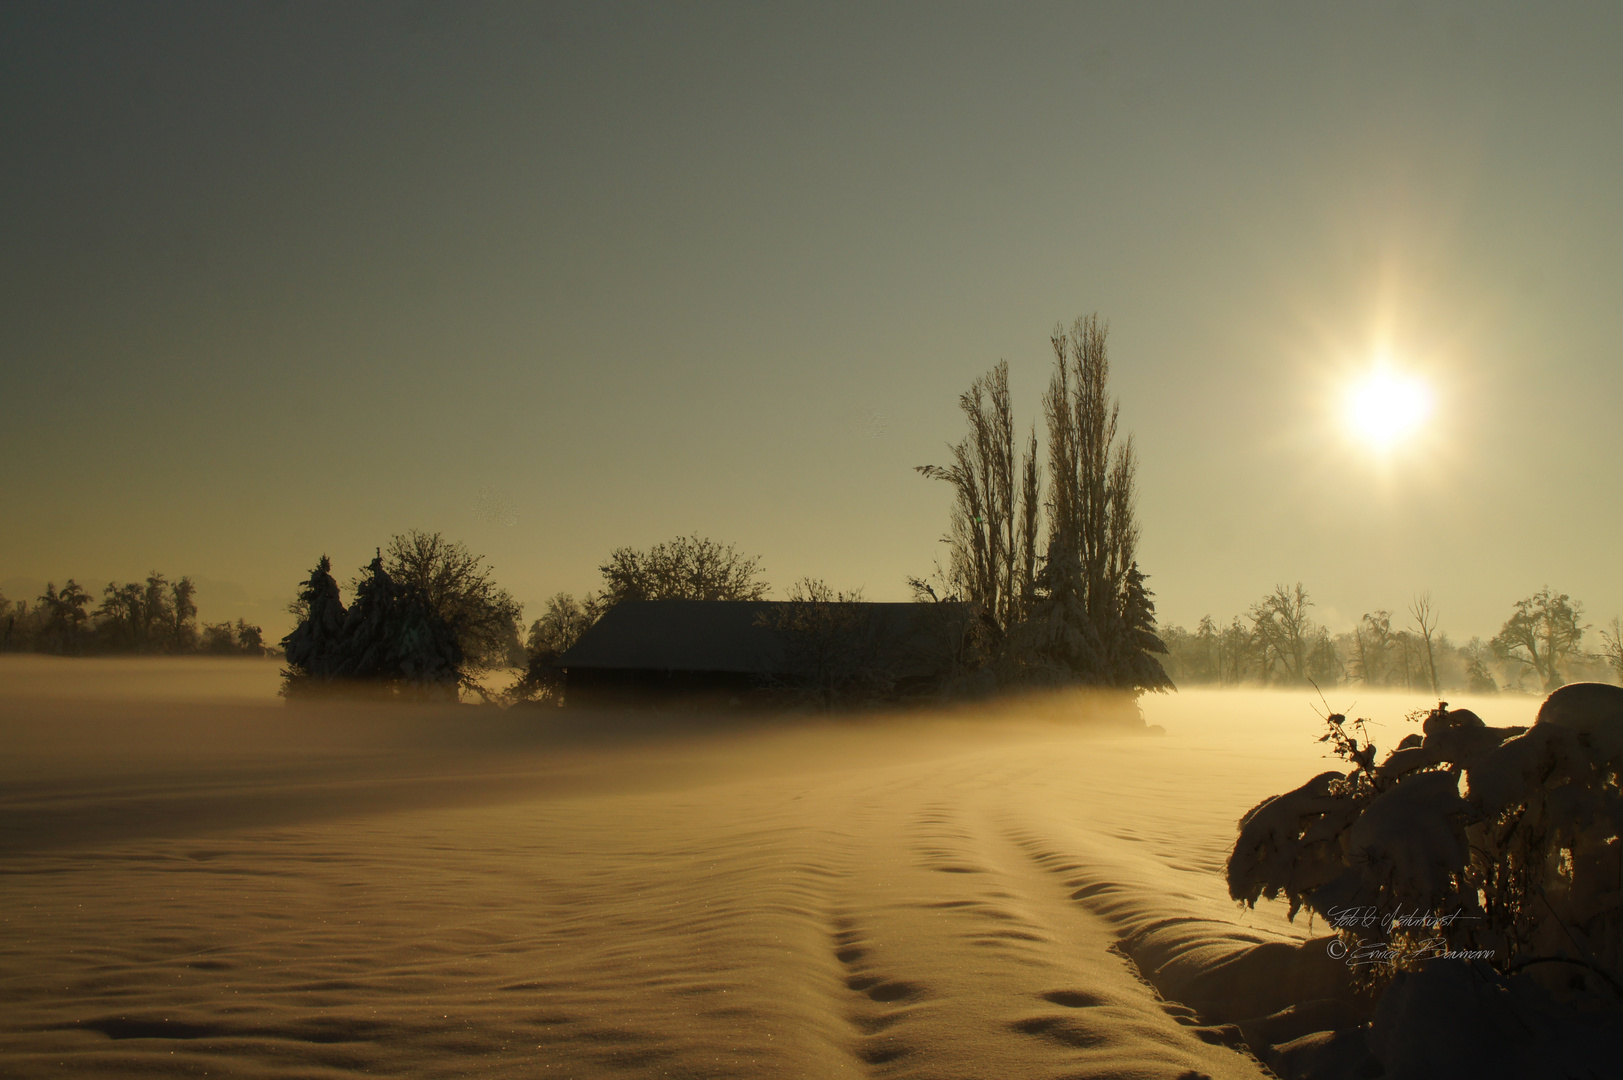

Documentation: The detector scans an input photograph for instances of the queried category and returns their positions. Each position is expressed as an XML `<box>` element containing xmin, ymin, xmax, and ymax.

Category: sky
<box><xmin>3</xmin><ymin>1</ymin><xmax>1620</xmax><ymax>644</ymax></box>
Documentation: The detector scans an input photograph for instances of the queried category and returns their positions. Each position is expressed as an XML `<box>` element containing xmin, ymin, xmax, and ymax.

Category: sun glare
<box><xmin>1343</xmin><ymin>364</ymin><xmax>1432</xmax><ymax>451</ymax></box>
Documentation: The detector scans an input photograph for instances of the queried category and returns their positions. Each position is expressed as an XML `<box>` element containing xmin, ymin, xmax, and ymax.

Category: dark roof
<box><xmin>557</xmin><ymin>599</ymin><xmax>964</xmax><ymax>675</ymax></box>
<box><xmin>559</xmin><ymin>601</ymin><xmax>783</xmax><ymax>673</ymax></box>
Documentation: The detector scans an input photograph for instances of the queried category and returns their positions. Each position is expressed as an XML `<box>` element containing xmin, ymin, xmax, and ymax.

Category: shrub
<box><xmin>1227</xmin><ymin>685</ymin><xmax>1623</xmax><ymax>999</ymax></box>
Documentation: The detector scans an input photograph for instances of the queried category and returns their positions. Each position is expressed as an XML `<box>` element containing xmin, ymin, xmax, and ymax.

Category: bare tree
<box><xmin>1017</xmin><ymin>427</ymin><xmax>1041</xmax><ymax>615</ymax></box>
<box><xmin>916</xmin><ymin>361</ymin><xmax>1040</xmax><ymax>640</ymax></box>
<box><xmin>1408</xmin><ymin>593</ymin><xmax>1440</xmax><ymax>695</ymax></box>
<box><xmin>509</xmin><ymin>591</ymin><xmax>603</xmax><ymax>706</ymax></box>
<box><xmin>767</xmin><ymin>578</ymin><xmax>896</xmax><ymax>709</ymax></box>
<box><xmin>168</xmin><ymin>577</ymin><xmax>198</xmax><ymax>653</ymax></box>
<box><xmin>1218</xmin><ymin>614</ymin><xmax>1257</xmax><ymax>685</ymax></box>
<box><xmin>203</xmin><ymin>618</ymin><xmax>265</xmax><ymax>656</ymax></box>
<box><xmin>1249</xmin><ymin>583</ymin><xmax>1313</xmax><ymax>684</ymax></box>
<box><xmin>96</xmin><ymin>572</ymin><xmax>175</xmax><ymax>653</ymax></box>
<box><xmin>913</xmin><ymin>314</ymin><xmax>1164</xmax><ymax>693</ymax></box>
<box><xmin>1160</xmin><ymin>615</ymin><xmax>1221</xmax><ymax>684</ymax></box>
<box><xmin>1349</xmin><ymin>610</ymin><xmax>1394</xmax><ymax>686</ymax></box>
<box><xmin>1305</xmin><ymin>627</ymin><xmax>1341</xmax><ymax>687</ymax></box>
<box><xmin>1189</xmin><ymin>615</ymin><xmax>1220</xmax><ymax>682</ymax></box>
<box><xmin>383</xmin><ymin>531</ymin><xmax>523</xmax><ymax>670</ymax></box>
<box><xmin>1492</xmin><ymin>588</ymin><xmax>1587</xmax><ymax>692</ymax></box>
<box><xmin>36</xmin><ymin>580</ymin><xmax>92</xmax><ymax>654</ymax></box>
<box><xmin>1044</xmin><ymin>315</ymin><xmax>1126</xmax><ymax>627</ymax></box>
<box><xmin>1599</xmin><ymin>617</ymin><xmax>1623</xmax><ymax>683</ymax></box>
<box><xmin>526</xmin><ymin>592</ymin><xmax>600</xmax><ymax>657</ymax></box>
<box><xmin>1392</xmin><ymin>629</ymin><xmax>1417</xmax><ymax>690</ymax></box>
<box><xmin>598</xmin><ymin>535</ymin><xmax>768</xmax><ymax>605</ymax></box>
<box><xmin>1462</xmin><ymin>636</ymin><xmax>1499</xmax><ymax>693</ymax></box>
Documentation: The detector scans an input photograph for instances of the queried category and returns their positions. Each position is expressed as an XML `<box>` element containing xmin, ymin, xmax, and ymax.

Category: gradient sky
<box><xmin>3</xmin><ymin>1</ymin><xmax>1620</xmax><ymax>644</ymax></box>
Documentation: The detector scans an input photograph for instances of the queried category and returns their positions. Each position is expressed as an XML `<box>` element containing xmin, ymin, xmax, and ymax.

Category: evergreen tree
<box><xmin>1014</xmin><ymin>545</ymin><xmax>1106</xmax><ymax>685</ymax></box>
<box><xmin>1118</xmin><ymin>563</ymin><xmax>1173</xmax><ymax>691</ymax></box>
<box><xmin>339</xmin><ymin>553</ymin><xmax>462</xmax><ymax>695</ymax></box>
<box><xmin>280</xmin><ymin>556</ymin><xmax>349</xmax><ymax>692</ymax></box>
<box><xmin>281</xmin><ymin>551</ymin><xmax>470</xmax><ymax>699</ymax></box>
<box><xmin>337</xmin><ymin>554</ymin><xmax>400</xmax><ymax>682</ymax></box>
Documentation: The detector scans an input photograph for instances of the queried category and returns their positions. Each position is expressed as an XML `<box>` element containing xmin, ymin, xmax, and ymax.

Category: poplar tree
<box><xmin>915</xmin><ymin>360</ymin><xmax>1041</xmax><ymax>645</ymax></box>
<box><xmin>1021</xmin><ymin>314</ymin><xmax>1168</xmax><ymax>691</ymax></box>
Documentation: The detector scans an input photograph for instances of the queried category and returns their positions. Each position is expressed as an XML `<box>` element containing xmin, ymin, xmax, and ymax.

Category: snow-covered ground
<box><xmin>0</xmin><ymin>660</ymin><xmax>1542</xmax><ymax>1078</ymax></box>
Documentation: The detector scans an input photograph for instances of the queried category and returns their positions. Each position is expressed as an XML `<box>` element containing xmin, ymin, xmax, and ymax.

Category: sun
<box><xmin>1343</xmin><ymin>363</ymin><xmax>1432</xmax><ymax>451</ymax></box>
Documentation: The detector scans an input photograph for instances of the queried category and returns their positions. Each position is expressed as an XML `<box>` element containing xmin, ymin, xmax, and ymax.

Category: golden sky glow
<box><xmin>1</xmin><ymin>5</ymin><xmax>1620</xmax><ymax>641</ymax></box>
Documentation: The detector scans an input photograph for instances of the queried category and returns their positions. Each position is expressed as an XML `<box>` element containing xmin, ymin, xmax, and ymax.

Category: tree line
<box><xmin>31</xmin><ymin>309</ymin><xmax>1616</xmax><ymax>710</ymax></box>
<box><xmin>275</xmin><ymin>311</ymin><xmax>1173</xmax><ymax>706</ymax></box>
<box><xmin>1159</xmin><ymin>584</ymin><xmax>1623</xmax><ymax>693</ymax></box>
<box><xmin>0</xmin><ymin>573</ymin><xmax>267</xmax><ymax>657</ymax></box>
<box><xmin>281</xmin><ymin>529</ymin><xmax>855</xmax><ymax>705</ymax></box>
<box><xmin>7</xmin><ymin>310</ymin><xmax>1167</xmax><ymax>707</ymax></box>
<box><xmin>320</xmin><ymin>310</ymin><xmax>1623</xmax><ymax>708</ymax></box>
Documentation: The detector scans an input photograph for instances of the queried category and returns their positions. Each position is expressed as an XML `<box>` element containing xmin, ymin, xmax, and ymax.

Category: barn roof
<box><xmin>556</xmin><ymin>599</ymin><xmax>963</xmax><ymax>675</ymax></box>
<box><xmin>558</xmin><ymin>600</ymin><xmax>783</xmax><ymax>673</ymax></box>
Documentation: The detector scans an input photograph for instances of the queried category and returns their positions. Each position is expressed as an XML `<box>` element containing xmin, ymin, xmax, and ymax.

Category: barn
<box><xmin>554</xmin><ymin>599</ymin><xmax>967</xmax><ymax>708</ymax></box>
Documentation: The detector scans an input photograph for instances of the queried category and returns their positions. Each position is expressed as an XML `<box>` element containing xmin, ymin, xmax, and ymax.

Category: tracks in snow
<box><xmin>810</xmin><ymin>761</ymin><xmax>1270</xmax><ymax>1079</ymax></box>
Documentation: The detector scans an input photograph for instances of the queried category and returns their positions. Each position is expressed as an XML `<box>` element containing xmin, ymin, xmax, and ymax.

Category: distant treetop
<box><xmin>598</xmin><ymin>535</ymin><xmax>769</xmax><ymax>606</ymax></box>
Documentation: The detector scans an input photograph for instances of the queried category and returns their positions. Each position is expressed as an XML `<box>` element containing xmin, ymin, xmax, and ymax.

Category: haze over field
<box><xmin>3</xmin><ymin>659</ymin><xmax>1542</xmax><ymax>1078</ymax></box>
<box><xmin>3</xmin><ymin>3</ymin><xmax>1622</xmax><ymax>640</ymax></box>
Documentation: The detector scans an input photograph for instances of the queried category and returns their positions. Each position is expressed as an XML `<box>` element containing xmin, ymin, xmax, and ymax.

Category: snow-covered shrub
<box><xmin>1227</xmin><ymin>684</ymin><xmax>1623</xmax><ymax>997</ymax></box>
